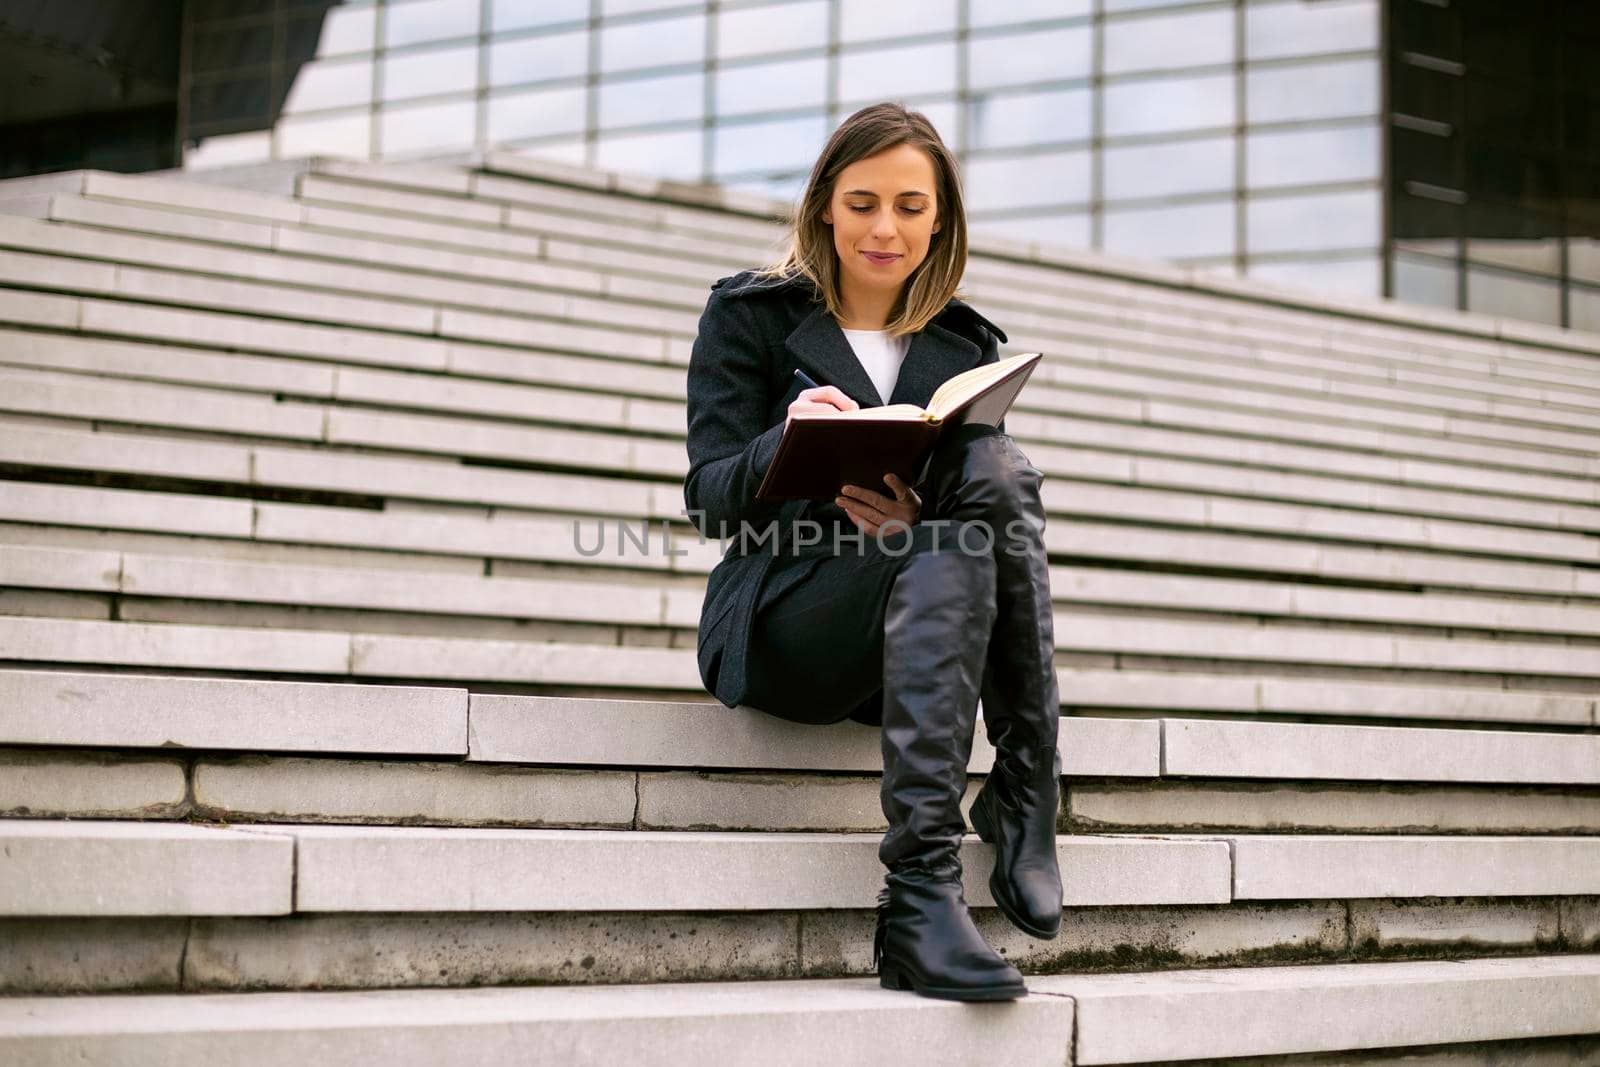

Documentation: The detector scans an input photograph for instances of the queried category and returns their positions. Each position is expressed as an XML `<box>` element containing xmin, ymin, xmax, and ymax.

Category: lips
<box><xmin>862</xmin><ymin>251</ymin><xmax>902</xmax><ymax>264</ymax></box>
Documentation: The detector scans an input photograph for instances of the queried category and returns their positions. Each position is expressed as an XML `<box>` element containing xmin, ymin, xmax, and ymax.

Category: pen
<box><xmin>793</xmin><ymin>368</ymin><xmax>822</xmax><ymax>391</ymax></box>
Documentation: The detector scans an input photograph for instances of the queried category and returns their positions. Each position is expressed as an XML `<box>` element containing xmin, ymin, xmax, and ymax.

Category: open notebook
<box><xmin>754</xmin><ymin>351</ymin><xmax>1043</xmax><ymax>502</ymax></box>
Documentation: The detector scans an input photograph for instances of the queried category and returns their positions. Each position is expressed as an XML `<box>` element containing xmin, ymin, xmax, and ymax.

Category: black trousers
<box><xmin>742</xmin><ymin>424</ymin><xmax>1041</xmax><ymax>728</ymax></box>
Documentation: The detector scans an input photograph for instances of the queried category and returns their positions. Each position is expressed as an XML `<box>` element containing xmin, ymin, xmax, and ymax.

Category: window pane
<box><xmin>1247</xmin><ymin>0</ymin><xmax>1378</xmax><ymax>61</ymax></box>
<box><xmin>489</xmin><ymin>29</ymin><xmax>589</xmax><ymax>87</ymax></box>
<box><xmin>840</xmin><ymin>0</ymin><xmax>956</xmax><ymax>43</ymax></box>
<box><xmin>316</xmin><ymin>5</ymin><xmax>376</xmax><ymax>56</ymax></box>
<box><xmin>838</xmin><ymin>41</ymin><xmax>956</xmax><ymax>103</ymax></box>
<box><xmin>1105</xmin><ymin>135</ymin><xmax>1234</xmax><ymax>200</ymax></box>
<box><xmin>283</xmin><ymin>58</ymin><xmax>373</xmax><ymax>113</ymax></box>
<box><xmin>601</xmin><ymin>0</ymin><xmax>695</xmax><ymax>13</ymax></box>
<box><xmin>970</xmin><ymin>0</ymin><xmax>1090</xmax><ymax>29</ymax></box>
<box><xmin>968</xmin><ymin>26</ymin><xmax>1092</xmax><ymax>91</ymax></box>
<box><xmin>1104</xmin><ymin>7</ymin><xmax>1234</xmax><ymax>76</ymax></box>
<box><xmin>1105</xmin><ymin>198</ymin><xmax>1235</xmax><ymax>259</ymax></box>
<box><xmin>1104</xmin><ymin>71</ymin><xmax>1234</xmax><ymax>136</ymax></box>
<box><xmin>1466</xmin><ymin>266</ymin><xmax>1562</xmax><ymax>325</ymax></box>
<box><xmin>595</xmin><ymin>127</ymin><xmax>703</xmax><ymax>181</ymax></box>
<box><xmin>492</xmin><ymin>0</ymin><xmax>589</xmax><ymax>32</ymax></box>
<box><xmin>964</xmin><ymin>149</ymin><xmax>1091</xmax><ymax>211</ymax></box>
<box><xmin>598</xmin><ymin>70</ymin><xmax>704</xmax><ymax>126</ymax></box>
<box><xmin>968</xmin><ymin>87</ymin><xmax>1091</xmax><ymax>150</ymax></box>
<box><xmin>1247</xmin><ymin>189</ymin><xmax>1380</xmax><ymax>253</ymax></box>
<box><xmin>1246</xmin><ymin>122</ymin><xmax>1379</xmax><ymax>187</ymax></box>
<box><xmin>278</xmin><ymin>111</ymin><xmax>371</xmax><ymax>157</ymax></box>
<box><xmin>601</xmin><ymin>13</ymin><xmax>705</xmax><ymax>74</ymax></box>
<box><xmin>487</xmin><ymin>85</ymin><xmax>587</xmax><ymax>141</ymax></box>
<box><xmin>909</xmin><ymin>99</ymin><xmax>959</xmax><ymax>149</ymax></box>
<box><xmin>383</xmin><ymin>0</ymin><xmax>479</xmax><ymax>47</ymax></box>
<box><xmin>1465</xmin><ymin>236</ymin><xmax>1562</xmax><ymax>278</ymax></box>
<box><xmin>713</xmin><ymin>114</ymin><xmax>828</xmax><ymax>174</ymax></box>
<box><xmin>1569</xmin><ymin>283</ymin><xmax>1600</xmax><ymax>333</ymax></box>
<box><xmin>1247</xmin><ymin>57</ymin><xmax>1379</xmax><ymax>124</ymax></box>
<box><xmin>378</xmin><ymin>98</ymin><xmax>476</xmax><ymax>155</ymax></box>
<box><xmin>971</xmin><ymin>211</ymin><xmax>1091</xmax><ymax>250</ymax></box>
<box><xmin>716</xmin><ymin>1</ymin><xmax>828</xmax><ymax>60</ymax></box>
<box><xmin>1105</xmin><ymin>0</ymin><xmax>1221</xmax><ymax>11</ymax></box>
<box><xmin>1570</xmin><ymin>238</ymin><xmax>1600</xmax><ymax>285</ymax></box>
<box><xmin>1392</xmin><ymin>252</ymin><xmax>1458</xmax><ymax>310</ymax></box>
<box><xmin>715</xmin><ymin>56</ymin><xmax>827</xmax><ymax>117</ymax></box>
<box><xmin>382</xmin><ymin>44</ymin><xmax>478</xmax><ymax>102</ymax></box>
<box><xmin>1248</xmin><ymin>254</ymin><xmax>1381</xmax><ymax>298</ymax></box>
<box><xmin>726</xmin><ymin>172</ymin><xmax>807</xmax><ymax>202</ymax></box>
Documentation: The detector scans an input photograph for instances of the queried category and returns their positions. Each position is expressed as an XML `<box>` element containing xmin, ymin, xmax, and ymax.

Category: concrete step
<box><xmin>4</xmin><ymin>206</ymin><xmax>704</xmax><ymax>339</ymax></box>
<box><xmin>14</xmin><ymin>537</ymin><xmax>1600</xmax><ymax>642</ymax></box>
<box><xmin>315</xmin><ymin>156</ymin><xmax>1600</xmax><ymax>385</ymax></box>
<box><xmin>9</xmin><ymin>473</ymin><xmax>1600</xmax><ymax>594</ymax></box>
<box><xmin>12</xmin><ymin>744</ymin><xmax>1599</xmax><ymax>836</ymax></box>
<box><xmin>18</xmin><ymin>196</ymin><xmax>1600</xmax><ymax>457</ymax></box>
<box><xmin>0</xmin><ymin>820</ymin><xmax>291</xmax><ymax>915</ymax></box>
<box><xmin>0</xmin><ymin>669</ymin><xmax>1155</xmax><ymax>773</ymax></box>
<box><xmin>4</xmin><ymin>666</ymin><xmax>1588</xmax><ymax>763</ymax></box>
<box><xmin>5</xmin><ymin>873</ymin><xmax>1597</xmax><ymax>995</ymax></box>
<box><xmin>1033</xmin><ymin>954</ymin><xmax>1600</xmax><ymax>1064</ymax></box>
<box><xmin>8</xmin><ymin>475</ymin><xmax>1600</xmax><ymax>613</ymax></box>
<box><xmin>0</xmin><ymin>818</ymin><xmax>1230</xmax><ymax>914</ymax></box>
<box><xmin>1</xmin><ymin>955</ymin><xmax>1596</xmax><ymax>1063</ymax></box>
<box><xmin>9</xmin><ymin>332</ymin><xmax>1598</xmax><ymax>524</ymax></box>
<box><xmin>12</xmin><ymin>170</ymin><xmax>1600</xmax><ymax>451</ymax></box>
<box><xmin>0</xmin><ymin>973</ymin><xmax>1073</xmax><ymax>1064</ymax></box>
<box><xmin>3</xmin><ymin>308</ymin><xmax>1595</xmax><ymax>498</ymax></box>
<box><xmin>0</xmin><ymin>615</ymin><xmax>701</xmax><ymax>687</ymax></box>
<box><xmin>36</xmin><ymin>157</ymin><xmax>1600</xmax><ymax>386</ymax></box>
<box><xmin>10</xmin><ymin>817</ymin><xmax>1599</xmax><ymax>918</ymax></box>
<box><xmin>7</xmin><ymin>595</ymin><xmax>1600</xmax><ymax>686</ymax></box>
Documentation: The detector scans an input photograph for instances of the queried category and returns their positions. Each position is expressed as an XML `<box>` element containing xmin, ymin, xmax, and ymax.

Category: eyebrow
<box><xmin>843</xmin><ymin>189</ymin><xmax>931</xmax><ymax>198</ymax></box>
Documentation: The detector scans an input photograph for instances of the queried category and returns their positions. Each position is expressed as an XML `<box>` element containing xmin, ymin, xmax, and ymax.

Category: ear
<box><xmin>821</xmin><ymin>207</ymin><xmax>832</xmax><ymax>225</ymax></box>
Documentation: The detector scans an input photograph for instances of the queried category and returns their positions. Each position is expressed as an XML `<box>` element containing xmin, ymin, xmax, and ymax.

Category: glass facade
<box><xmin>177</xmin><ymin>0</ymin><xmax>1599</xmax><ymax>331</ymax></box>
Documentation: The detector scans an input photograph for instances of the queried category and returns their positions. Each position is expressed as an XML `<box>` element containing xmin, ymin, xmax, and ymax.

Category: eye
<box><xmin>901</xmin><ymin>207</ymin><xmax>925</xmax><ymax>215</ymax></box>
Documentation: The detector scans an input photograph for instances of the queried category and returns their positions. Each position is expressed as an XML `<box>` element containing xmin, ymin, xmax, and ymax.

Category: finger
<box><xmin>806</xmin><ymin>386</ymin><xmax>857</xmax><ymax>411</ymax></box>
<box><xmin>883</xmin><ymin>474</ymin><xmax>918</xmax><ymax>504</ymax></box>
<box><xmin>841</xmin><ymin>486</ymin><xmax>893</xmax><ymax>509</ymax></box>
<box><xmin>836</xmin><ymin>495</ymin><xmax>882</xmax><ymax>521</ymax></box>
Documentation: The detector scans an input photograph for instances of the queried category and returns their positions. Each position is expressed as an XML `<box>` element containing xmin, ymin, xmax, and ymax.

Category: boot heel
<box><xmin>878</xmin><ymin>959</ymin><xmax>914</xmax><ymax>992</ymax></box>
<box><xmin>969</xmin><ymin>782</ymin><xmax>996</xmax><ymax>844</ymax></box>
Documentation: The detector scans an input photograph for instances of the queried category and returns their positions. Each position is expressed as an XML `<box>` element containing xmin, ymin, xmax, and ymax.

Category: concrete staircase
<box><xmin>0</xmin><ymin>152</ymin><xmax>1597</xmax><ymax>1063</ymax></box>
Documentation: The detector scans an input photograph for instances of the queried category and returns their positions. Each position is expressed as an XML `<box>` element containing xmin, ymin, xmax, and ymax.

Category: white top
<box><xmin>840</xmin><ymin>327</ymin><xmax>911</xmax><ymax>405</ymax></box>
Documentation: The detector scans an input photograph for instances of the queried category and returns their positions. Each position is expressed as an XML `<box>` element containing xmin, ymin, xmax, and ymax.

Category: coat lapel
<box><xmin>784</xmin><ymin>303</ymin><xmax>984</xmax><ymax>410</ymax></box>
<box><xmin>784</xmin><ymin>303</ymin><xmax>883</xmax><ymax>407</ymax></box>
<box><xmin>887</xmin><ymin>321</ymin><xmax>983</xmax><ymax>407</ymax></box>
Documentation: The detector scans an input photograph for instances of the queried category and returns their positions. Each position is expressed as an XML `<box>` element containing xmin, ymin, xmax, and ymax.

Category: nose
<box><xmin>870</xmin><ymin>207</ymin><xmax>897</xmax><ymax>240</ymax></box>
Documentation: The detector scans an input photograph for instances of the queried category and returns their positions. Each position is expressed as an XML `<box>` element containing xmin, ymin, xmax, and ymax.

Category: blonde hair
<box><xmin>754</xmin><ymin>102</ymin><xmax>969</xmax><ymax>337</ymax></box>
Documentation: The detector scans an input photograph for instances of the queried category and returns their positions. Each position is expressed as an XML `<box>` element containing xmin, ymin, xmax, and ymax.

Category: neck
<box><xmin>836</xmin><ymin>278</ymin><xmax>900</xmax><ymax>331</ymax></box>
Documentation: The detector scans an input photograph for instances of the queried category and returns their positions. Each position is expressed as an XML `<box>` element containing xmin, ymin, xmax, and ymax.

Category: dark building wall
<box><xmin>0</xmin><ymin>0</ymin><xmax>182</xmax><ymax>178</ymax></box>
<box><xmin>0</xmin><ymin>0</ymin><xmax>333</xmax><ymax>179</ymax></box>
<box><xmin>1388</xmin><ymin>0</ymin><xmax>1600</xmax><ymax>327</ymax></box>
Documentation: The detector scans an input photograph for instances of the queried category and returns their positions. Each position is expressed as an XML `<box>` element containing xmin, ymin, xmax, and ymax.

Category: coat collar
<box><xmin>715</xmin><ymin>269</ymin><xmax>1008</xmax><ymax>409</ymax></box>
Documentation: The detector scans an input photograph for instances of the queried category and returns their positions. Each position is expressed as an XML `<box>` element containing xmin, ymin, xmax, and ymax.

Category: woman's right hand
<box><xmin>786</xmin><ymin>385</ymin><xmax>858</xmax><ymax>426</ymax></box>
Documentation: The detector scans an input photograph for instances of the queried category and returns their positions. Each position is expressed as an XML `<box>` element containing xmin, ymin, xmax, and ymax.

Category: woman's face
<box><xmin>821</xmin><ymin>143</ymin><xmax>942</xmax><ymax>301</ymax></box>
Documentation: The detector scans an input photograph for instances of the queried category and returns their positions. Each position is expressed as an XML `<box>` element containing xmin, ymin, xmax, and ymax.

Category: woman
<box><xmin>683</xmin><ymin>102</ymin><xmax>1062</xmax><ymax>1002</ymax></box>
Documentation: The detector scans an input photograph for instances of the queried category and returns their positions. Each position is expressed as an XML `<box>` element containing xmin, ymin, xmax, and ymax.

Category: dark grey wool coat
<box><xmin>683</xmin><ymin>267</ymin><xmax>1009</xmax><ymax>710</ymax></box>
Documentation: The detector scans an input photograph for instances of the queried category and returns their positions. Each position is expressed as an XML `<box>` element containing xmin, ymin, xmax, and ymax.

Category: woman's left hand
<box><xmin>836</xmin><ymin>473</ymin><xmax>921</xmax><ymax>537</ymax></box>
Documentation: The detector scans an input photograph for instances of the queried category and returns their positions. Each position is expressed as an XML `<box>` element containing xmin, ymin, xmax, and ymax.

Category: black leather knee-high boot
<box><xmin>873</xmin><ymin>528</ymin><xmax>1026</xmax><ymax>1001</ymax></box>
<box><xmin>924</xmin><ymin>428</ymin><xmax>1064</xmax><ymax>940</ymax></box>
